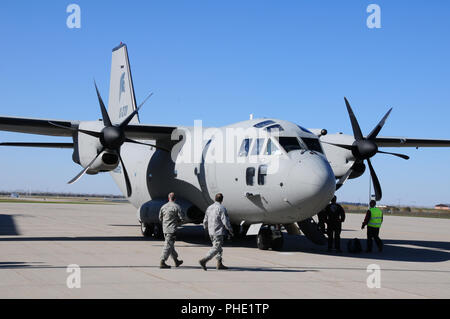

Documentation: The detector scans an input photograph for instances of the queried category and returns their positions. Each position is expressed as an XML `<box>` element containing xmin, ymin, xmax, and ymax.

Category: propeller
<box><xmin>327</xmin><ymin>97</ymin><xmax>410</xmax><ymax>201</ymax></box>
<box><xmin>50</xmin><ymin>82</ymin><xmax>162</xmax><ymax>197</ymax></box>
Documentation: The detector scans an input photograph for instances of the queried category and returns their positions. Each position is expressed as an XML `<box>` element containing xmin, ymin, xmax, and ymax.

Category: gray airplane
<box><xmin>1</xmin><ymin>44</ymin><xmax>449</xmax><ymax>250</ymax></box>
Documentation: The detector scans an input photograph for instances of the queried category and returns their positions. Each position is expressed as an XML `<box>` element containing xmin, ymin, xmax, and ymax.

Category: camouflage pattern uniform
<box><xmin>159</xmin><ymin>201</ymin><xmax>184</xmax><ymax>262</ymax></box>
<box><xmin>202</xmin><ymin>201</ymin><xmax>233</xmax><ymax>263</ymax></box>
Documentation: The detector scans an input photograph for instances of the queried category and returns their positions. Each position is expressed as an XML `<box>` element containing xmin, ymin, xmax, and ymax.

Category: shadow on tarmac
<box><xmin>0</xmin><ymin>224</ymin><xmax>448</xmax><ymax>263</ymax></box>
<box><xmin>179</xmin><ymin>226</ymin><xmax>450</xmax><ymax>263</ymax></box>
<box><xmin>0</xmin><ymin>215</ymin><xmax>20</xmax><ymax>235</ymax></box>
<box><xmin>0</xmin><ymin>261</ymin><xmax>316</xmax><ymax>273</ymax></box>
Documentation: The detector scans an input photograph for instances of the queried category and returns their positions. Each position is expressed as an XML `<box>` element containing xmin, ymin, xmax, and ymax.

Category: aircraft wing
<box><xmin>374</xmin><ymin>136</ymin><xmax>450</xmax><ymax>148</ymax></box>
<box><xmin>0</xmin><ymin>142</ymin><xmax>74</xmax><ymax>148</ymax></box>
<box><xmin>0</xmin><ymin>115</ymin><xmax>177</xmax><ymax>142</ymax></box>
<box><xmin>0</xmin><ymin>116</ymin><xmax>76</xmax><ymax>137</ymax></box>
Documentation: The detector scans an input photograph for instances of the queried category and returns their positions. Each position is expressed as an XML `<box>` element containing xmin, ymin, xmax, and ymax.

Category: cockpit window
<box><xmin>297</xmin><ymin>125</ymin><xmax>313</xmax><ymax>134</ymax></box>
<box><xmin>277</xmin><ymin>137</ymin><xmax>303</xmax><ymax>153</ymax></box>
<box><xmin>238</xmin><ymin>138</ymin><xmax>252</xmax><ymax>157</ymax></box>
<box><xmin>264</xmin><ymin>138</ymin><xmax>281</xmax><ymax>155</ymax></box>
<box><xmin>254</xmin><ymin>120</ymin><xmax>275</xmax><ymax>128</ymax></box>
<box><xmin>250</xmin><ymin>138</ymin><xmax>265</xmax><ymax>155</ymax></box>
<box><xmin>302</xmin><ymin>137</ymin><xmax>323</xmax><ymax>154</ymax></box>
<box><xmin>265</xmin><ymin>124</ymin><xmax>284</xmax><ymax>133</ymax></box>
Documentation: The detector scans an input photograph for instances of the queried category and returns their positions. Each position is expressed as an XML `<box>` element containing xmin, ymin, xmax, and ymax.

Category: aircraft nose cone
<box><xmin>286</xmin><ymin>153</ymin><xmax>336</xmax><ymax>212</ymax></box>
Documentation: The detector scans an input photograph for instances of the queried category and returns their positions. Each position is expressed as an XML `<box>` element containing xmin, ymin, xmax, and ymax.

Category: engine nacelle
<box><xmin>138</xmin><ymin>198</ymin><xmax>204</xmax><ymax>225</ymax></box>
<box><xmin>320</xmin><ymin>133</ymin><xmax>356</xmax><ymax>178</ymax></box>
<box><xmin>87</xmin><ymin>150</ymin><xmax>119</xmax><ymax>174</ymax></box>
<box><xmin>72</xmin><ymin>121</ymin><xmax>119</xmax><ymax>174</ymax></box>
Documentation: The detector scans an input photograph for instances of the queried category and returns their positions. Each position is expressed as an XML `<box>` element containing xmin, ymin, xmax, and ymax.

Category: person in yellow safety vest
<box><xmin>361</xmin><ymin>200</ymin><xmax>383</xmax><ymax>252</ymax></box>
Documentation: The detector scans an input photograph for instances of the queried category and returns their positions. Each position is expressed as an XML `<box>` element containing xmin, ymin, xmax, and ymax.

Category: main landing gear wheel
<box><xmin>257</xmin><ymin>228</ymin><xmax>272</xmax><ymax>250</ymax></box>
<box><xmin>140</xmin><ymin>222</ymin><xmax>154</xmax><ymax>237</ymax></box>
<box><xmin>140</xmin><ymin>222</ymin><xmax>164</xmax><ymax>239</ymax></box>
<box><xmin>257</xmin><ymin>227</ymin><xmax>284</xmax><ymax>251</ymax></box>
<box><xmin>152</xmin><ymin>223</ymin><xmax>164</xmax><ymax>240</ymax></box>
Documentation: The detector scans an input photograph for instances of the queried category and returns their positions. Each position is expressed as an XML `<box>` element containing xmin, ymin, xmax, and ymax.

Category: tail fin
<box><xmin>108</xmin><ymin>43</ymin><xmax>140</xmax><ymax>125</ymax></box>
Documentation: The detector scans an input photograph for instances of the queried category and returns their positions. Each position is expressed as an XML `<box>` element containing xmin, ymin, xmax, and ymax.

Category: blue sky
<box><xmin>0</xmin><ymin>1</ymin><xmax>449</xmax><ymax>206</ymax></box>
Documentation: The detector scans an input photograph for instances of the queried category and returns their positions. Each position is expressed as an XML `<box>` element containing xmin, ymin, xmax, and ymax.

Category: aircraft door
<box><xmin>203</xmin><ymin>138</ymin><xmax>219</xmax><ymax>198</ymax></box>
<box><xmin>244</xmin><ymin>138</ymin><xmax>283</xmax><ymax>213</ymax></box>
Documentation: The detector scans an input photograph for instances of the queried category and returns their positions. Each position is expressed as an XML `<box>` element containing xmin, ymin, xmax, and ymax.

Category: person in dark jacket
<box><xmin>317</xmin><ymin>208</ymin><xmax>327</xmax><ymax>235</ymax></box>
<box><xmin>325</xmin><ymin>196</ymin><xmax>346</xmax><ymax>252</ymax></box>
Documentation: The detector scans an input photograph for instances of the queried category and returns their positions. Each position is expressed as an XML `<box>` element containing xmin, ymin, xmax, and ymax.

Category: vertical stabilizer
<box><xmin>108</xmin><ymin>43</ymin><xmax>140</xmax><ymax>125</ymax></box>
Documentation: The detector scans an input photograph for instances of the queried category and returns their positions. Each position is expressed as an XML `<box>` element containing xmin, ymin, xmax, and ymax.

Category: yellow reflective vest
<box><xmin>368</xmin><ymin>207</ymin><xmax>383</xmax><ymax>228</ymax></box>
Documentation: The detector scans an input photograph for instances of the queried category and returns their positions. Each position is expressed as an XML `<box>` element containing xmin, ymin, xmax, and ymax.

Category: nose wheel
<box><xmin>257</xmin><ymin>226</ymin><xmax>284</xmax><ymax>251</ymax></box>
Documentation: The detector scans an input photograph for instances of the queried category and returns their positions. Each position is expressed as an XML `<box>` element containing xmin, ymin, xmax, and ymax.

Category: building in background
<box><xmin>434</xmin><ymin>204</ymin><xmax>450</xmax><ymax>210</ymax></box>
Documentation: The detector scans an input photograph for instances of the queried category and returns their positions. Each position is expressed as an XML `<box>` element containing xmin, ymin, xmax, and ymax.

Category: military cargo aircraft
<box><xmin>1</xmin><ymin>44</ymin><xmax>449</xmax><ymax>250</ymax></box>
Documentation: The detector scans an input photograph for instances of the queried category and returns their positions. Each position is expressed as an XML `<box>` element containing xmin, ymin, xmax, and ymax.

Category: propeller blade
<box><xmin>118</xmin><ymin>153</ymin><xmax>132</xmax><ymax>197</ymax></box>
<box><xmin>366</xmin><ymin>158</ymin><xmax>382</xmax><ymax>201</ymax></box>
<box><xmin>344</xmin><ymin>97</ymin><xmax>364</xmax><ymax>141</ymax></box>
<box><xmin>125</xmin><ymin>138</ymin><xmax>170</xmax><ymax>152</ymax></box>
<box><xmin>367</xmin><ymin>108</ymin><xmax>393</xmax><ymax>140</ymax></box>
<box><xmin>336</xmin><ymin>168</ymin><xmax>353</xmax><ymax>190</ymax></box>
<box><xmin>119</xmin><ymin>105</ymin><xmax>142</xmax><ymax>129</ymax></box>
<box><xmin>77</xmin><ymin>129</ymin><xmax>102</xmax><ymax>138</ymax></box>
<box><xmin>68</xmin><ymin>148</ymin><xmax>104</xmax><ymax>184</ymax></box>
<box><xmin>119</xmin><ymin>93</ymin><xmax>153</xmax><ymax>129</ymax></box>
<box><xmin>321</xmin><ymin>141</ymin><xmax>354</xmax><ymax>151</ymax></box>
<box><xmin>137</xmin><ymin>92</ymin><xmax>154</xmax><ymax>109</ymax></box>
<box><xmin>377</xmin><ymin>150</ymin><xmax>410</xmax><ymax>160</ymax></box>
<box><xmin>48</xmin><ymin>122</ymin><xmax>101</xmax><ymax>138</ymax></box>
<box><xmin>94</xmin><ymin>81</ymin><xmax>112</xmax><ymax>127</ymax></box>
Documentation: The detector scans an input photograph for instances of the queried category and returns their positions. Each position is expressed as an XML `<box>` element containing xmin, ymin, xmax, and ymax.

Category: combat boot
<box><xmin>216</xmin><ymin>260</ymin><xmax>228</xmax><ymax>270</ymax></box>
<box><xmin>199</xmin><ymin>258</ymin><xmax>207</xmax><ymax>271</ymax></box>
<box><xmin>175</xmin><ymin>259</ymin><xmax>183</xmax><ymax>267</ymax></box>
<box><xmin>160</xmin><ymin>260</ymin><xmax>171</xmax><ymax>269</ymax></box>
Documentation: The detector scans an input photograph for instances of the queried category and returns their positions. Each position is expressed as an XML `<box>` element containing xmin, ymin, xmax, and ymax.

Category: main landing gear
<box><xmin>140</xmin><ymin>222</ymin><xmax>164</xmax><ymax>239</ymax></box>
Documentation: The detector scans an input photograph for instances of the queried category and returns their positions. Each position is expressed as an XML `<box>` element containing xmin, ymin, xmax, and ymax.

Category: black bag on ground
<box><xmin>347</xmin><ymin>238</ymin><xmax>362</xmax><ymax>253</ymax></box>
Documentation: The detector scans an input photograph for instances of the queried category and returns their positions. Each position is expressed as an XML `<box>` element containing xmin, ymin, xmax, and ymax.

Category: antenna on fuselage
<box><xmin>249</xmin><ymin>114</ymin><xmax>254</xmax><ymax>120</ymax></box>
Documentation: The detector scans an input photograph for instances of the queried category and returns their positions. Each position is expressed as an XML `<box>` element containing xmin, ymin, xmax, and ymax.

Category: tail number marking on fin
<box><xmin>119</xmin><ymin>72</ymin><xmax>126</xmax><ymax>101</ymax></box>
<box><xmin>119</xmin><ymin>105</ymin><xmax>128</xmax><ymax>119</ymax></box>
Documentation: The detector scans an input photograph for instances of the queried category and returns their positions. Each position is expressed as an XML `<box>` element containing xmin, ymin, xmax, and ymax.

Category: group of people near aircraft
<box><xmin>318</xmin><ymin>196</ymin><xmax>384</xmax><ymax>253</ymax></box>
<box><xmin>158</xmin><ymin>192</ymin><xmax>384</xmax><ymax>270</ymax></box>
<box><xmin>158</xmin><ymin>192</ymin><xmax>233</xmax><ymax>270</ymax></box>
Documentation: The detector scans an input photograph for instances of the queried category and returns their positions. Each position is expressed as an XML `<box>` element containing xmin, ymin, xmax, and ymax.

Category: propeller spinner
<box><xmin>50</xmin><ymin>82</ymin><xmax>160</xmax><ymax>197</ymax></box>
<box><xmin>330</xmin><ymin>97</ymin><xmax>410</xmax><ymax>201</ymax></box>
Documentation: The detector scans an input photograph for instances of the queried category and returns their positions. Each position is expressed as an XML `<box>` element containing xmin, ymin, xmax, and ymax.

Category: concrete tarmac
<box><xmin>0</xmin><ymin>202</ymin><xmax>449</xmax><ymax>298</ymax></box>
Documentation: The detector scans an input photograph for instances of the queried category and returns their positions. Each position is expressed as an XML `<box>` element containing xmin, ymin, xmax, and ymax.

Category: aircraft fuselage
<box><xmin>109</xmin><ymin>118</ymin><xmax>336</xmax><ymax>226</ymax></box>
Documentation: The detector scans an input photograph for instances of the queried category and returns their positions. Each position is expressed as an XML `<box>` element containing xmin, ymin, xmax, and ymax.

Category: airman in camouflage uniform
<box><xmin>199</xmin><ymin>193</ymin><xmax>234</xmax><ymax>270</ymax></box>
<box><xmin>159</xmin><ymin>192</ymin><xmax>184</xmax><ymax>269</ymax></box>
